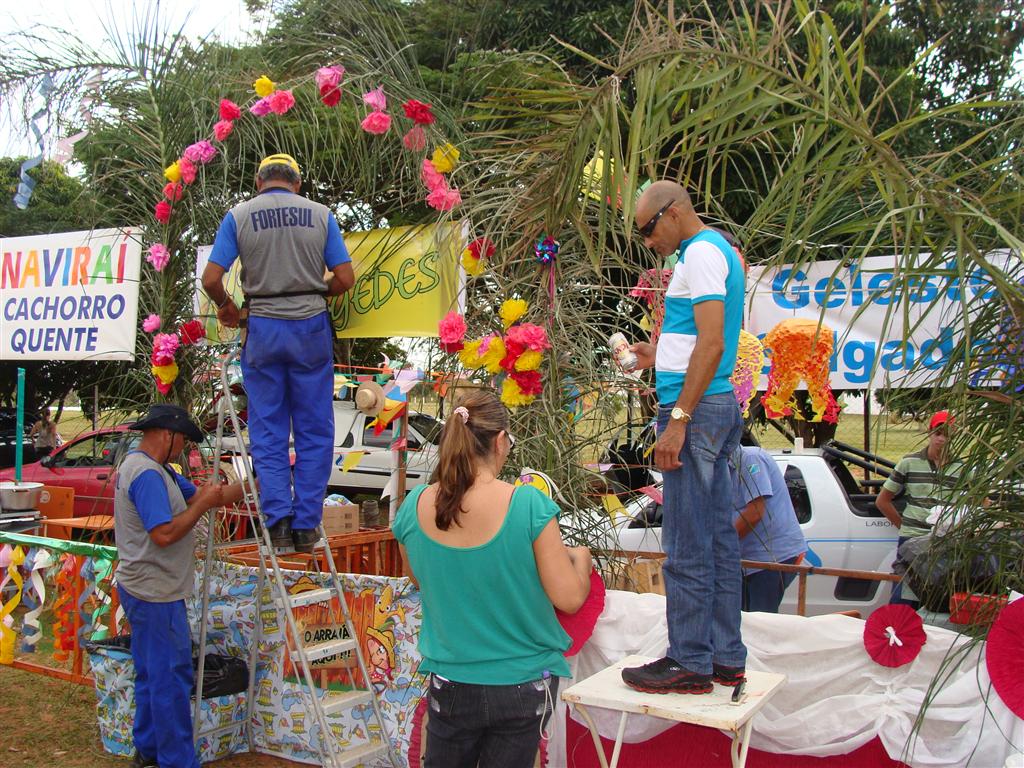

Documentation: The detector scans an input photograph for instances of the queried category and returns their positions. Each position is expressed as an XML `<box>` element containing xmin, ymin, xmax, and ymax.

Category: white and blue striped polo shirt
<box><xmin>655</xmin><ymin>229</ymin><xmax>745</xmax><ymax>404</ymax></box>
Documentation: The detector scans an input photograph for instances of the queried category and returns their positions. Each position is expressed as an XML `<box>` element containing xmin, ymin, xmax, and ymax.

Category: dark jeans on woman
<box><xmin>425</xmin><ymin>674</ymin><xmax>558</xmax><ymax>768</ymax></box>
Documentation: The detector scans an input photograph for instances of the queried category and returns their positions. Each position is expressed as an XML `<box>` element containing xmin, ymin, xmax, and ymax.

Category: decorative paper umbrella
<box><xmin>863</xmin><ymin>604</ymin><xmax>927</xmax><ymax>667</ymax></box>
<box><xmin>986</xmin><ymin>596</ymin><xmax>1024</xmax><ymax>719</ymax></box>
<box><xmin>761</xmin><ymin>318</ymin><xmax>840</xmax><ymax>423</ymax></box>
<box><xmin>556</xmin><ymin>569</ymin><xmax>606</xmax><ymax>657</ymax></box>
<box><xmin>731</xmin><ymin>330</ymin><xmax>765</xmax><ymax>416</ymax></box>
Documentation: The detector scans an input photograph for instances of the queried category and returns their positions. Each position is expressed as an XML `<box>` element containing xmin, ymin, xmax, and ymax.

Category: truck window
<box><xmin>784</xmin><ymin>466</ymin><xmax>812</xmax><ymax>524</ymax></box>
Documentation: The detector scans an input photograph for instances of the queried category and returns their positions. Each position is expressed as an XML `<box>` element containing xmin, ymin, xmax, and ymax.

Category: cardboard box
<box><xmin>322</xmin><ymin>504</ymin><xmax>358</xmax><ymax>536</ymax></box>
<box><xmin>609</xmin><ymin>558</ymin><xmax>665</xmax><ymax>595</ymax></box>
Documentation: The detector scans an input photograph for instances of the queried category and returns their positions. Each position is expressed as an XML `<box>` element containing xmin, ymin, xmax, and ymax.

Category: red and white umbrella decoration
<box><xmin>863</xmin><ymin>604</ymin><xmax>927</xmax><ymax>668</ymax></box>
<box><xmin>986</xmin><ymin>596</ymin><xmax>1024</xmax><ymax>720</ymax></box>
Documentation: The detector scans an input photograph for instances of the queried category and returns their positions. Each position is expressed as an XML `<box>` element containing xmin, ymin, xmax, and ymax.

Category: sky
<box><xmin>0</xmin><ymin>0</ymin><xmax>263</xmax><ymax>156</ymax></box>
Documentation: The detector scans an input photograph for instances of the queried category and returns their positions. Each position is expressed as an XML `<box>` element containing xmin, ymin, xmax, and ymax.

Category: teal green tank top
<box><xmin>393</xmin><ymin>483</ymin><xmax>571</xmax><ymax>684</ymax></box>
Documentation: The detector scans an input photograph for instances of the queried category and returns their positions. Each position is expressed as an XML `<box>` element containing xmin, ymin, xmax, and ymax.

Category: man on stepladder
<box><xmin>621</xmin><ymin>180</ymin><xmax>748</xmax><ymax>694</ymax></box>
<box><xmin>202</xmin><ymin>153</ymin><xmax>354</xmax><ymax>552</ymax></box>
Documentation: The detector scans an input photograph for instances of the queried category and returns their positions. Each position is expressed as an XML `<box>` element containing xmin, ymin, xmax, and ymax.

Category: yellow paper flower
<box><xmin>480</xmin><ymin>335</ymin><xmax>506</xmax><ymax>374</ymax></box>
<box><xmin>253</xmin><ymin>75</ymin><xmax>276</xmax><ymax>97</ymax></box>
<box><xmin>164</xmin><ymin>161</ymin><xmax>182</xmax><ymax>184</ymax></box>
<box><xmin>499</xmin><ymin>298</ymin><xmax>528</xmax><ymax>329</ymax></box>
<box><xmin>500</xmin><ymin>378</ymin><xmax>534</xmax><ymax>408</ymax></box>
<box><xmin>431</xmin><ymin>143</ymin><xmax>460</xmax><ymax>174</ymax></box>
<box><xmin>514</xmin><ymin>349</ymin><xmax>543</xmax><ymax>372</ymax></box>
<box><xmin>461</xmin><ymin>249</ymin><xmax>484</xmax><ymax>276</ymax></box>
<box><xmin>458</xmin><ymin>339</ymin><xmax>485</xmax><ymax>369</ymax></box>
<box><xmin>151</xmin><ymin>361</ymin><xmax>179</xmax><ymax>385</ymax></box>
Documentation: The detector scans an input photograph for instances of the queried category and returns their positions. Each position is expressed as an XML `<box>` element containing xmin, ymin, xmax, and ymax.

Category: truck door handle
<box><xmin>96</xmin><ymin>473</ymin><xmax>109</xmax><ymax>480</ymax></box>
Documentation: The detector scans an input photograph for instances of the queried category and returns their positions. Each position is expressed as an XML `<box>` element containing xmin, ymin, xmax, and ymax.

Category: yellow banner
<box><xmin>329</xmin><ymin>223</ymin><xmax>463</xmax><ymax>338</ymax></box>
<box><xmin>195</xmin><ymin>222</ymin><xmax>463</xmax><ymax>343</ymax></box>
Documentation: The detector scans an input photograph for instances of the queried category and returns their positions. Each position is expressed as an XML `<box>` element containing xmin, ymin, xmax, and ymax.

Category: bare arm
<box><xmin>398</xmin><ymin>544</ymin><xmax>419</xmax><ymax>589</ymax></box>
<box><xmin>875</xmin><ymin>487</ymin><xmax>902</xmax><ymax>528</ymax></box>
<box><xmin>654</xmin><ymin>301</ymin><xmax>724</xmax><ymax>472</ymax></box>
<box><xmin>734</xmin><ymin>497</ymin><xmax>767</xmax><ymax>538</ymax></box>
<box><xmin>533</xmin><ymin>519</ymin><xmax>592</xmax><ymax>613</ymax></box>
<box><xmin>149</xmin><ymin>484</ymin><xmax>223</xmax><ymax>548</ymax></box>
<box><xmin>201</xmin><ymin>262</ymin><xmax>241</xmax><ymax>328</ymax></box>
<box><xmin>327</xmin><ymin>262</ymin><xmax>355</xmax><ymax>296</ymax></box>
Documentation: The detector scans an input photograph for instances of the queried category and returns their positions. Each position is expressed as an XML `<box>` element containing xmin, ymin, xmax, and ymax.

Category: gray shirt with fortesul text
<box><xmin>114</xmin><ymin>451</ymin><xmax>195</xmax><ymax>602</ymax></box>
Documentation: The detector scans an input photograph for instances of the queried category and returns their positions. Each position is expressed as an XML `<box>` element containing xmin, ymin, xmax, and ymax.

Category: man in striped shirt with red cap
<box><xmin>202</xmin><ymin>153</ymin><xmax>354</xmax><ymax>553</ymax></box>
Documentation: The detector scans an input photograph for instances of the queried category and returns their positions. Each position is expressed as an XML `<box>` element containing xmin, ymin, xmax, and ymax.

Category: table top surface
<box><xmin>44</xmin><ymin>515</ymin><xmax>114</xmax><ymax>530</ymax></box>
<box><xmin>561</xmin><ymin>655</ymin><xmax>787</xmax><ymax>731</ymax></box>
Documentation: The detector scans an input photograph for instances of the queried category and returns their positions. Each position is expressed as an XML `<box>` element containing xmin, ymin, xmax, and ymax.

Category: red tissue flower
<box><xmin>402</xmin><ymin>99</ymin><xmax>435</xmax><ymax>125</ymax></box>
<box><xmin>219</xmin><ymin>99</ymin><xmax>242</xmax><ymax>121</ymax></box>
<box><xmin>320</xmin><ymin>84</ymin><xmax>342</xmax><ymax>107</ymax></box>
<box><xmin>163</xmin><ymin>182</ymin><xmax>183</xmax><ymax>202</ymax></box>
<box><xmin>179</xmin><ymin>320</ymin><xmax>206</xmax><ymax>346</ymax></box>
<box><xmin>154</xmin><ymin>200</ymin><xmax>172</xmax><ymax>224</ymax></box>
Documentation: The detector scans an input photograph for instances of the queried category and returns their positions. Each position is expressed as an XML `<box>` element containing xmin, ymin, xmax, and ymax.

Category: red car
<box><xmin>0</xmin><ymin>425</ymin><xmax>221</xmax><ymax>518</ymax></box>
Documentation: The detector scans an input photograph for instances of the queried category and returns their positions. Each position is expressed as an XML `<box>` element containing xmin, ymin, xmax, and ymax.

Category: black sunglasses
<box><xmin>638</xmin><ymin>200</ymin><xmax>676</xmax><ymax>238</ymax></box>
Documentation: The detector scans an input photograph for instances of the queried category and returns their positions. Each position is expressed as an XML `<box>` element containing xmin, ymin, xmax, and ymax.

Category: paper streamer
<box><xmin>13</xmin><ymin>75</ymin><xmax>55</xmax><ymax>210</ymax></box>
<box><xmin>51</xmin><ymin>554</ymin><xmax>77</xmax><ymax>660</ymax></box>
<box><xmin>51</xmin><ymin>69</ymin><xmax>102</xmax><ymax>164</ymax></box>
<box><xmin>20</xmin><ymin>548</ymin><xmax>53</xmax><ymax>652</ymax></box>
<box><xmin>0</xmin><ymin>545</ymin><xmax>26</xmax><ymax>664</ymax></box>
<box><xmin>730</xmin><ymin>330</ymin><xmax>766</xmax><ymax>417</ymax></box>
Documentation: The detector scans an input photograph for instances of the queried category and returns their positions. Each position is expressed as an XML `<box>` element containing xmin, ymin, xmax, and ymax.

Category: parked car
<box><xmin>0</xmin><ymin>425</ymin><xmax>226</xmax><ymax>518</ymax></box>
<box><xmin>0</xmin><ymin>408</ymin><xmax>41</xmax><ymax>469</ymax></box>
<box><xmin>569</xmin><ymin>446</ymin><xmax>900</xmax><ymax>617</ymax></box>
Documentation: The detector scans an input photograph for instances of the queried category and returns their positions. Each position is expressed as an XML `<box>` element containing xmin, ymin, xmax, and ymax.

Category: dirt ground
<box><xmin>0</xmin><ymin>666</ymin><xmax>299</xmax><ymax>768</ymax></box>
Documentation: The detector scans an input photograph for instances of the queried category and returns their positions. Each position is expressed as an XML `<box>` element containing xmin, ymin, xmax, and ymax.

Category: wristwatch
<box><xmin>670</xmin><ymin>407</ymin><xmax>692</xmax><ymax>424</ymax></box>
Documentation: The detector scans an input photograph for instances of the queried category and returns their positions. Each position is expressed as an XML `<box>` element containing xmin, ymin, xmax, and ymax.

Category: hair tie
<box><xmin>453</xmin><ymin>406</ymin><xmax>470</xmax><ymax>423</ymax></box>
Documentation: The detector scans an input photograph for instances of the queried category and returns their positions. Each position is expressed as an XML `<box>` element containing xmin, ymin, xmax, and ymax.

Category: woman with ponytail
<box><xmin>393</xmin><ymin>388</ymin><xmax>592</xmax><ymax>768</ymax></box>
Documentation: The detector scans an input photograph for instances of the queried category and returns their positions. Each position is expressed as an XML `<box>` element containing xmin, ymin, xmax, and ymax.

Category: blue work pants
<box><xmin>658</xmin><ymin>394</ymin><xmax>746</xmax><ymax>675</ymax></box>
<box><xmin>241</xmin><ymin>312</ymin><xmax>335</xmax><ymax>530</ymax></box>
<box><xmin>118</xmin><ymin>586</ymin><xmax>199</xmax><ymax>768</ymax></box>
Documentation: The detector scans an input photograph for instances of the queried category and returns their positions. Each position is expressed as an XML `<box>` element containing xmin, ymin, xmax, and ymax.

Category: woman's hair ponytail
<box><xmin>432</xmin><ymin>388</ymin><xmax>509</xmax><ymax>530</ymax></box>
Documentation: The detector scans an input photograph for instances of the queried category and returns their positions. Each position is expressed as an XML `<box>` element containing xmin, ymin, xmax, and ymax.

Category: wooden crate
<box><xmin>609</xmin><ymin>558</ymin><xmax>665</xmax><ymax>595</ymax></box>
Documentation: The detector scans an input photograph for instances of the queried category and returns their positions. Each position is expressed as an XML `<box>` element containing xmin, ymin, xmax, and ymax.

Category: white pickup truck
<box><xmin>581</xmin><ymin>445</ymin><xmax>900</xmax><ymax>617</ymax></box>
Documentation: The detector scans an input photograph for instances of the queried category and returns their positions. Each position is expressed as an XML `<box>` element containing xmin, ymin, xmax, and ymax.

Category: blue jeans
<box><xmin>658</xmin><ymin>393</ymin><xmax>746</xmax><ymax>674</ymax></box>
<box><xmin>242</xmin><ymin>312</ymin><xmax>335</xmax><ymax>529</ymax></box>
<box><xmin>118</xmin><ymin>587</ymin><xmax>200</xmax><ymax>768</ymax></box>
<box><xmin>743</xmin><ymin>557</ymin><xmax>799</xmax><ymax>612</ymax></box>
<box><xmin>424</xmin><ymin>674</ymin><xmax>558</xmax><ymax>768</ymax></box>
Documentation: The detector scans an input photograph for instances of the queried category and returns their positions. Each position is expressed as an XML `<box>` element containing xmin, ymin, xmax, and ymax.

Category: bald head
<box><xmin>637</xmin><ymin>181</ymin><xmax>692</xmax><ymax>220</ymax></box>
<box><xmin>635</xmin><ymin>180</ymin><xmax>701</xmax><ymax>256</ymax></box>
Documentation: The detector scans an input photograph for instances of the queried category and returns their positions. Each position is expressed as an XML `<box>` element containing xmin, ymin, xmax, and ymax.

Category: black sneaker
<box><xmin>621</xmin><ymin>657</ymin><xmax>713</xmax><ymax>694</ymax></box>
<box><xmin>267</xmin><ymin>518</ymin><xmax>293</xmax><ymax>551</ymax></box>
<box><xmin>712</xmin><ymin>663</ymin><xmax>746</xmax><ymax>687</ymax></box>
<box><xmin>292</xmin><ymin>529</ymin><xmax>319</xmax><ymax>554</ymax></box>
<box><xmin>132</xmin><ymin>753</ymin><xmax>158</xmax><ymax>768</ymax></box>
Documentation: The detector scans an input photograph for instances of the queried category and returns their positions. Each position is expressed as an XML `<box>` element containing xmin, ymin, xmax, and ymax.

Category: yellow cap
<box><xmin>258</xmin><ymin>153</ymin><xmax>301</xmax><ymax>174</ymax></box>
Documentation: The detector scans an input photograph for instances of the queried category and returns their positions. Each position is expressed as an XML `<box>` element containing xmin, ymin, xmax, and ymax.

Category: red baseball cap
<box><xmin>929</xmin><ymin>410</ymin><xmax>953</xmax><ymax>431</ymax></box>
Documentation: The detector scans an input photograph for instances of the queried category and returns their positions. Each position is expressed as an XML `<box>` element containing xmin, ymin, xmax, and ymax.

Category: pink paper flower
<box><xmin>146</xmin><ymin>243</ymin><xmax>170</xmax><ymax>271</ymax></box>
<box><xmin>183</xmin><ymin>140</ymin><xmax>217</xmax><ymax>164</ymax></box>
<box><xmin>142</xmin><ymin>314</ymin><xmax>162</xmax><ymax>333</ymax></box>
<box><xmin>438</xmin><ymin>311</ymin><xmax>467</xmax><ymax>353</ymax></box>
<box><xmin>426</xmin><ymin>185</ymin><xmax>462</xmax><ymax>211</ymax></box>
<box><xmin>213</xmin><ymin>120</ymin><xmax>234</xmax><ymax>141</ymax></box>
<box><xmin>267</xmin><ymin>89</ymin><xmax>296</xmax><ymax>115</ymax></box>
<box><xmin>505</xmin><ymin>322</ymin><xmax>550</xmax><ymax>352</ymax></box>
<box><xmin>403</xmin><ymin>126</ymin><xmax>427</xmax><ymax>151</ymax></box>
<box><xmin>421</xmin><ymin>157</ymin><xmax>445</xmax><ymax>190</ymax></box>
<box><xmin>402</xmin><ymin>99</ymin><xmax>435</xmax><ymax>125</ymax></box>
<box><xmin>250</xmin><ymin>97</ymin><xmax>272</xmax><ymax>117</ymax></box>
<box><xmin>154</xmin><ymin>200</ymin><xmax>172</xmax><ymax>224</ymax></box>
<box><xmin>163</xmin><ymin>182</ymin><xmax>183</xmax><ymax>202</ymax></box>
<box><xmin>152</xmin><ymin>332</ymin><xmax>180</xmax><ymax>364</ymax></box>
<box><xmin>219</xmin><ymin>99</ymin><xmax>242</xmax><ymax>121</ymax></box>
<box><xmin>362</xmin><ymin>86</ymin><xmax>387</xmax><ymax>112</ymax></box>
<box><xmin>361</xmin><ymin>111</ymin><xmax>392</xmax><ymax>135</ymax></box>
<box><xmin>179</xmin><ymin>319</ymin><xmax>206</xmax><ymax>345</ymax></box>
<box><xmin>316</xmin><ymin>65</ymin><xmax>345</xmax><ymax>91</ymax></box>
<box><xmin>179</xmin><ymin>157</ymin><xmax>197</xmax><ymax>185</ymax></box>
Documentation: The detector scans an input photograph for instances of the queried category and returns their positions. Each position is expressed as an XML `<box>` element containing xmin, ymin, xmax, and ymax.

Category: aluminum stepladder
<box><xmin>193</xmin><ymin>348</ymin><xmax>400</xmax><ymax>768</ymax></box>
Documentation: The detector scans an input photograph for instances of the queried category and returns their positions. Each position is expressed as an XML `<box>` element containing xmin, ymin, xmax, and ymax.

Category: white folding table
<box><xmin>561</xmin><ymin>654</ymin><xmax>787</xmax><ymax>768</ymax></box>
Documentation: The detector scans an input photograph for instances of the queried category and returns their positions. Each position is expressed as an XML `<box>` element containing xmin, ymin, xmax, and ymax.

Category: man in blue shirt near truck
<box><xmin>202</xmin><ymin>153</ymin><xmax>354</xmax><ymax>553</ymax></box>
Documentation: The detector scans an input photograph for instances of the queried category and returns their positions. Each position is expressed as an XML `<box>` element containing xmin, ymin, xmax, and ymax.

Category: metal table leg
<box><xmin>573</xmin><ymin>704</ymin><xmax>629</xmax><ymax>768</ymax></box>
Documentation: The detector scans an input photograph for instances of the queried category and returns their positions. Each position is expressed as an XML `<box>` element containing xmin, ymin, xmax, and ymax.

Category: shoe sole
<box><xmin>713</xmin><ymin>676</ymin><xmax>745</xmax><ymax>687</ymax></box>
<box><xmin>623</xmin><ymin>681</ymin><xmax>713</xmax><ymax>695</ymax></box>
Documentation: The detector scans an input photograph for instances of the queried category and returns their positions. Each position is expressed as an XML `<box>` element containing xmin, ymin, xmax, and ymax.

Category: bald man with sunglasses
<box><xmin>202</xmin><ymin>153</ymin><xmax>354</xmax><ymax>553</ymax></box>
<box><xmin>622</xmin><ymin>181</ymin><xmax>748</xmax><ymax>696</ymax></box>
